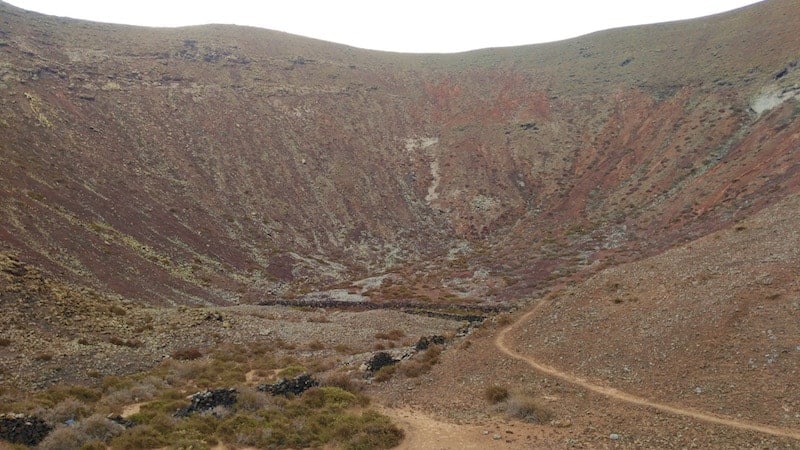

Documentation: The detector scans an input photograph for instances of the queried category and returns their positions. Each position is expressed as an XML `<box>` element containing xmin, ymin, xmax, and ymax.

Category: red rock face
<box><xmin>0</xmin><ymin>0</ymin><xmax>799</xmax><ymax>305</ymax></box>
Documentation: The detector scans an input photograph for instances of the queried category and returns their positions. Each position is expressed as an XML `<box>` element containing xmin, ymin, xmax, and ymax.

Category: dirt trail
<box><xmin>377</xmin><ymin>406</ymin><xmax>539</xmax><ymax>449</ymax></box>
<box><xmin>496</xmin><ymin>300</ymin><xmax>800</xmax><ymax>441</ymax></box>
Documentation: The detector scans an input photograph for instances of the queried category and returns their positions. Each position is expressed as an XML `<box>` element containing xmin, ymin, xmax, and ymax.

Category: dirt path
<box><xmin>377</xmin><ymin>406</ymin><xmax>541</xmax><ymax>449</ymax></box>
<box><xmin>495</xmin><ymin>300</ymin><xmax>800</xmax><ymax>441</ymax></box>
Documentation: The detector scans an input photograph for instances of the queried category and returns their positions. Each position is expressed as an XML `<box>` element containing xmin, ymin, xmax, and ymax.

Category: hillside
<box><xmin>1</xmin><ymin>0</ymin><xmax>800</xmax><ymax>447</ymax></box>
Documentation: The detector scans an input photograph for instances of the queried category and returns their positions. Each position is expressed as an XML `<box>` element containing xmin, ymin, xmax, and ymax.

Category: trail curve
<box><xmin>495</xmin><ymin>300</ymin><xmax>800</xmax><ymax>441</ymax></box>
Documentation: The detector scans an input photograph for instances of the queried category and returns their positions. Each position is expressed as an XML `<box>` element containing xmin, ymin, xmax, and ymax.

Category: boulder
<box><xmin>415</xmin><ymin>335</ymin><xmax>446</xmax><ymax>351</ymax></box>
<box><xmin>366</xmin><ymin>351</ymin><xmax>398</xmax><ymax>372</ymax></box>
<box><xmin>0</xmin><ymin>413</ymin><xmax>52</xmax><ymax>446</ymax></box>
<box><xmin>174</xmin><ymin>388</ymin><xmax>238</xmax><ymax>417</ymax></box>
<box><xmin>258</xmin><ymin>373</ymin><xmax>318</xmax><ymax>396</ymax></box>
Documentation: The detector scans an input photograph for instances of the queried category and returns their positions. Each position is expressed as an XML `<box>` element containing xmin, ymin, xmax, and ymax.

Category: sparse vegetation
<box><xmin>3</xmin><ymin>2</ymin><xmax>800</xmax><ymax>448</ymax></box>
<box><xmin>1</xmin><ymin>342</ymin><xmax>403</xmax><ymax>449</ymax></box>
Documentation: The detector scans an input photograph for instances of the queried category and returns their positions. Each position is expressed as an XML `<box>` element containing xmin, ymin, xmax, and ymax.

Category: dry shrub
<box><xmin>495</xmin><ymin>313</ymin><xmax>514</xmax><ymax>326</ymax></box>
<box><xmin>307</xmin><ymin>314</ymin><xmax>330</xmax><ymax>323</ymax></box>
<box><xmin>323</xmin><ymin>372</ymin><xmax>363</xmax><ymax>393</ymax></box>
<box><xmin>236</xmin><ymin>387</ymin><xmax>274</xmax><ymax>412</ymax></box>
<box><xmin>98</xmin><ymin>377</ymin><xmax>165</xmax><ymax>410</ymax></box>
<box><xmin>275</xmin><ymin>338</ymin><xmax>296</xmax><ymax>350</ymax></box>
<box><xmin>306</xmin><ymin>339</ymin><xmax>325</xmax><ymax>351</ymax></box>
<box><xmin>307</xmin><ymin>357</ymin><xmax>336</xmax><ymax>372</ymax></box>
<box><xmin>108</xmin><ymin>336</ymin><xmax>142</xmax><ymax>348</ymax></box>
<box><xmin>34</xmin><ymin>352</ymin><xmax>53</xmax><ymax>361</ymax></box>
<box><xmin>484</xmin><ymin>385</ymin><xmax>509</xmax><ymax>404</ymax></box>
<box><xmin>373</xmin><ymin>365</ymin><xmax>397</xmax><ymax>382</ymax></box>
<box><xmin>170</xmin><ymin>347</ymin><xmax>203</xmax><ymax>360</ymax></box>
<box><xmin>398</xmin><ymin>345</ymin><xmax>442</xmax><ymax>378</ymax></box>
<box><xmin>77</xmin><ymin>414</ymin><xmax>125</xmax><ymax>441</ymax></box>
<box><xmin>43</xmin><ymin>398</ymin><xmax>90</xmax><ymax>423</ymax></box>
<box><xmin>333</xmin><ymin>344</ymin><xmax>353</xmax><ymax>354</ymax></box>
<box><xmin>505</xmin><ymin>396</ymin><xmax>552</xmax><ymax>423</ymax></box>
<box><xmin>37</xmin><ymin>426</ymin><xmax>88</xmax><ymax>450</ymax></box>
<box><xmin>420</xmin><ymin>345</ymin><xmax>442</xmax><ymax>364</ymax></box>
<box><xmin>374</xmin><ymin>329</ymin><xmax>405</xmax><ymax>340</ymax></box>
<box><xmin>398</xmin><ymin>360</ymin><xmax>427</xmax><ymax>378</ymax></box>
<box><xmin>108</xmin><ymin>305</ymin><xmax>127</xmax><ymax>316</ymax></box>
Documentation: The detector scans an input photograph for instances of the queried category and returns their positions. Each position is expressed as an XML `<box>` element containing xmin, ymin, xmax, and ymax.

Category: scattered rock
<box><xmin>0</xmin><ymin>413</ymin><xmax>52</xmax><ymax>446</ymax></box>
<box><xmin>258</xmin><ymin>373</ymin><xmax>318</xmax><ymax>396</ymax></box>
<box><xmin>174</xmin><ymin>388</ymin><xmax>238</xmax><ymax>417</ymax></box>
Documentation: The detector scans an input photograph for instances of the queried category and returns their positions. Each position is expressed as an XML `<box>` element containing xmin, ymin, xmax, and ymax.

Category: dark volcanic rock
<box><xmin>0</xmin><ymin>413</ymin><xmax>52</xmax><ymax>446</ymax></box>
<box><xmin>366</xmin><ymin>351</ymin><xmax>399</xmax><ymax>372</ymax></box>
<box><xmin>415</xmin><ymin>335</ymin><xmax>446</xmax><ymax>351</ymax></box>
<box><xmin>174</xmin><ymin>388</ymin><xmax>238</xmax><ymax>417</ymax></box>
<box><xmin>258</xmin><ymin>373</ymin><xmax>319</xmax><ymax>396</ymax></box>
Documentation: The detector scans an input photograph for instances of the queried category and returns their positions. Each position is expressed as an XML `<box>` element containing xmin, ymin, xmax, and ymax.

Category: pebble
<box><xmin>609</xmin><ymin>433</ymin><xmax>621</xmax><ymax>440</ymax></box>
<box><xmin>493</xmin><ymin>434</ymin><xmax>502</xmax><ymax>440</ymax></box>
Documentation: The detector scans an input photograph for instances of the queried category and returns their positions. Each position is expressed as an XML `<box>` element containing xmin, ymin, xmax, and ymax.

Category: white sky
<box><xmin>7</xmin><ymin>0</ymin><xmax>763</xmax><ymax>53</ymax></box>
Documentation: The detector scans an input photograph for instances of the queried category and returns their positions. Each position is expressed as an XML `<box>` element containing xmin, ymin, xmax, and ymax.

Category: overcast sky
<box><xmin>7</xmin><ymin>0</ymin><xmax>763</xmax><ymax>53</ymax></box>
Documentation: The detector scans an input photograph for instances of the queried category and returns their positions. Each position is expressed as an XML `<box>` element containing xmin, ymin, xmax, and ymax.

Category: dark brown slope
<box><xmin>0</xmin><ymin>0</ymin><xmax>798</xmax><ymax>309</ymax></box>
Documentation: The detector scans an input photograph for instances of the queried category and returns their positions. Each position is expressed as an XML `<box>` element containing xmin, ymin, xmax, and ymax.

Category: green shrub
<box><xmin>301</xmin><ymin>387</ymin><xmax>360</xmax><ymax>410</ymax></box>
